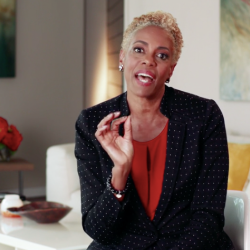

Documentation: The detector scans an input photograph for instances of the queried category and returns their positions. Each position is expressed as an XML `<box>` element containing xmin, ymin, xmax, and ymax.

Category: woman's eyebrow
<box><xmin>133</xmin><ymin>40</ymin><xmax>148</xmax><ymax>46</ymax></box>
<box><xmin>158</xmin><ymin>46</ymin><xmax>169</xmax><ymax>51</ymax></box>
<box><xmin>133</xmin><ymin>41</ymin><xmax>169</xmax><ymax>51</ymax></box>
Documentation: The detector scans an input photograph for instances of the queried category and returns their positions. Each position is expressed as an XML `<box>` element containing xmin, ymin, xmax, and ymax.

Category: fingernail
<box><xmin>114</xmin><ymin>111</ymin><xmax>120</xmax><ymax>115</ymax></box>
<box><xmin>100</xmin><ymin>125</ymin><xmax>108</xmax><ymax>131</ymax></box>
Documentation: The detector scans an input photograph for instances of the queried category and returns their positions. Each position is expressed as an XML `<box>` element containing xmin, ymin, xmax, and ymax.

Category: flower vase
<box><xmin>0</xmin><ymin>143</ymin><xmax>14</xmax><ymax>162</ymax></box>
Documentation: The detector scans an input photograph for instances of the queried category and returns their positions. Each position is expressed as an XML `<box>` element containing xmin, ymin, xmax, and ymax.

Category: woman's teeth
<box><xmin>137</xmin><ymin>73</ymin><xmax>154</xmax><ymax>83</ymax></box>
<box><xmin>138</xmin><ymin>75</ymin><xmax>151</xmax><ymax>83</ymax></box>
<box><xmin>138</xmin><ymin>73</ymin><xmax>153</xmax><ymax>79</ymax></box>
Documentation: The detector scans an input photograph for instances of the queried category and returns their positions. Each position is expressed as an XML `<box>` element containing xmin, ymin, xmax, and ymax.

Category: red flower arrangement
<box><xmin>0</xmin><ymin>117</ymin><xmax>23</xmax><ymax>161</ymax></box>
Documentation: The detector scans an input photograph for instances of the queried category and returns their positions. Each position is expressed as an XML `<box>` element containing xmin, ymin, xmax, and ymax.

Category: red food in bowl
<box><xmin>7</xmin><ymin>201</ymin><xmax>72</xmax><ymax>223</ymax></box>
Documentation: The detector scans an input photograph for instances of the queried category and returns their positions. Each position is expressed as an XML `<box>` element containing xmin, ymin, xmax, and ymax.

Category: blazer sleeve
<box><xmin>75</xmin><ymin>110</ymin><xmax>131</xmax><ymax>245</ymax></box>
<box><xmin>171</xmin><ymin>100</ymin><xmax>230</xmax><ymax>250</ymax></box>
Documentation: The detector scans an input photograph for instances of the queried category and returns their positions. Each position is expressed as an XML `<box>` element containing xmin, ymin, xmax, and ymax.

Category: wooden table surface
<box><xmin>0</xmin><ymin>158</ymin><xmax>34</xmax><ymax>171</ymax></box>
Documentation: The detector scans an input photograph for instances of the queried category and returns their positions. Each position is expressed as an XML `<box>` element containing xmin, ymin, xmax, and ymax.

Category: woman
<box><xmin>75</xmin><ymin>11</ymin><xmax>234</xmax><ymax>250</ymax></box>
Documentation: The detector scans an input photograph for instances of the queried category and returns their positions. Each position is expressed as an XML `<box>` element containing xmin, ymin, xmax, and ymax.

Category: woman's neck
<box><xmin>127</xmin><ymin>90</ymin><xmax>168</xmax><ymax>142</ymax></box>
<box><xmin>127</xmin><ymin>89</ymin><xmax>165</xmax><ymax>121</ymax></box>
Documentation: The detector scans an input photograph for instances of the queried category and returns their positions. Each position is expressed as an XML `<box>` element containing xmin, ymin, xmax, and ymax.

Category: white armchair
<box><xmin>224</xmin><ymin>190</ymin><xmax>249</xmax><ymax>250</ymax></box>
<box><xmin>46</xmin><ymin>143</ymin><xmax>81</xmax><ymax>213</ymax></box>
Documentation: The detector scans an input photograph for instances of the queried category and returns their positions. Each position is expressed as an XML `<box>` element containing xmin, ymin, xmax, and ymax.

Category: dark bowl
<box><xmin>7</xmin><ymin>201</ymin><xmax>72</xmax><ymax>223</ymax></box>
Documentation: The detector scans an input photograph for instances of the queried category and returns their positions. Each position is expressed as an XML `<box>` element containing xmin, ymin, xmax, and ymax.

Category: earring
<box><xmin>165</xmin><ymin>78</ymin><xmax>170</xmax><ymax>83</ymax></box>
<box><xmin>119</xmin><ymin>65</ymin><xmax>124</xmax><ymax>72</ymax></box>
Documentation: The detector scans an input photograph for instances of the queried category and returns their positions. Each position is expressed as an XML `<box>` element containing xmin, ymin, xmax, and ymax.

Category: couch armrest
<box><xmin>46</xmin><ymin>143</ymin><xmax>79</xmax><ymax>205</ymax></box>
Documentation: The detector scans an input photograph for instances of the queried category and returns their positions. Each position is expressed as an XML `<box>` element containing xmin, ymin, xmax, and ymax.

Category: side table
<box><xmin>0</xmin><ymin>158</ymin><xmax>34</xmax><ymax>198</ymax></box>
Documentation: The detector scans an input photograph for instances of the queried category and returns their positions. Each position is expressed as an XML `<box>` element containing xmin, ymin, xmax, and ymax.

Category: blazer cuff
<box><xmin>102</xmin><ymin>186</ymin><xmax>131</xmax><ymax>221</ymax></box>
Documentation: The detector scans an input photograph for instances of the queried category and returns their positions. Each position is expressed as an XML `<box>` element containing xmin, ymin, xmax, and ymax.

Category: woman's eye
<box><xmin>134</xmin><ymin>48</ymin><xmax>144</xmax><ymax>53</ymax></box>
<box><xmin>157</xmin><ymin>53</ymin><xmax>168</xmax><ymax>60</ymax></box>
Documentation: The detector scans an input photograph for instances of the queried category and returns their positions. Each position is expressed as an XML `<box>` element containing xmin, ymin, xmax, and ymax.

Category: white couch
<box><xmin>46</xmin><ymin>133</ymin><xmax>250</xmax><ymax>212</ymax></box>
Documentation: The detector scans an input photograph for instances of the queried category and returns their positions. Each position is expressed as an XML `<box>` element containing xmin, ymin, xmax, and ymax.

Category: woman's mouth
<box><xmin>135</xmin><ymin>72</ymin><xmax>156</xmax><ymax>86</ymax></box>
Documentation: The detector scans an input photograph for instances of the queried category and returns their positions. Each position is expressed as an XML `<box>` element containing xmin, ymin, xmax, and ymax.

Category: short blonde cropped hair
<box><xmin>121</xmin><ymin>11</ymin><xmax>183</xmax><ymax>63</ymax></box>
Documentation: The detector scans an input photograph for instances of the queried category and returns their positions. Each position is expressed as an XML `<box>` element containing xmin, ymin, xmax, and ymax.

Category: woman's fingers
<box><xmin>110</xmin><ymin>116</ymin><xmax>128</xmax><ymax>131</ymax></box>
<box><xmin>123</xmin><ymin>116</ymin><xmax>132</xmax><ymax>141</ymax></box>
<box><xmin>95</xmin><ymin>114</ymin><xmax>133</xmax><ymax>169</ymax></box>
<box><xmin>97</xmin><ymin>111</ymin><xmax>120</xmax><ymax>129</ymax></box>
<box><xmin>95</xmin><ymin>125</ymin><xmax>108</xmax><ymax>139</ymax></box>
<box><xmin>99</xmin><ymin>125</ymin><xmax>108</xmax><ymax>131</ymax></box>
<box><xmin>95</xmin><ymin>112</ymin><xmax>122</xmax><ymax>140</ymax></box>
<box><xmin>95</xmin><ymin>113</ymin><xmax>132</xmax><ymax>150</ymax></box>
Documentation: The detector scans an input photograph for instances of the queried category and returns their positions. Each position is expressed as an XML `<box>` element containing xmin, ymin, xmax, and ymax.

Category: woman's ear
<box><xmin>119</xmin><ymin>50</ymin><xmax>125</xmax><ymax>65</ymax></box>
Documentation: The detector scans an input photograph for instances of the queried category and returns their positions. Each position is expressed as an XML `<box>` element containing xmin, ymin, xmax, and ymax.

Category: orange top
<box><xmin>131</xmin><ymin>121</ymin><xmax>168</xmax><ymax>220</ymax></box>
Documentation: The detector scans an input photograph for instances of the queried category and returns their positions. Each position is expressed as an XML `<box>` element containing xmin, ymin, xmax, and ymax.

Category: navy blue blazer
<box><xmin>75</xmin><ymin>86</ymin><xmax>234</xmax><ymax>250</ymax></box>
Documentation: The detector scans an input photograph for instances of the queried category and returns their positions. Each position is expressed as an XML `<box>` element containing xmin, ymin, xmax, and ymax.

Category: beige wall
<box><xmin>84</xmin><ymin>0</ymin><xmax>107</xmax><ymax>108</ymax></box>
<box><xmin>107</xmin><ymin>0</ymin><xmax>124</xmax><ymax>99</ymax></box>
<box><xmin>0</xmin><ymin>0</ymin><xmax>84</xmax><ymax>196</ymax></box>
<box><xmin>124</xmin><ymin>0</ymin><xmax>250</xmax><ymax>136</ymax></box>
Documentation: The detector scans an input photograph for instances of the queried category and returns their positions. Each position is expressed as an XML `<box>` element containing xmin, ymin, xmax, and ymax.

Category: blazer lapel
<box><xmin>153</xmin><ymin>118</ymin><xmax>186</xmax><ymax>225</ymax></box>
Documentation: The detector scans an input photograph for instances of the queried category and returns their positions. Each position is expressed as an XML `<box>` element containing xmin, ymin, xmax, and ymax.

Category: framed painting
<box><xmin>0</xmin><ymin>0</ymin><xmax>16</xmax><ymax>78</ymax></box>
<box><xmin>220</xmin><ymin>0</ymin><xmax>250</xmax><ymax>101</ymax></box>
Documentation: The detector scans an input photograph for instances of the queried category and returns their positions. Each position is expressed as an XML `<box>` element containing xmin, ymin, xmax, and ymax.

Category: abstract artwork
<box><xmin>0</xmin><ymin>0</ymin><xmax>16</xmax><ymax>78</ymax></box>
<box><xmin>220</xmin><ymin>0</ymin><xmax>250</xmax><ymax>101</ymax></box>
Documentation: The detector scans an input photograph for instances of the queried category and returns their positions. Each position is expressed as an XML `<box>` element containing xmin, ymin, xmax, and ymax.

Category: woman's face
<box><xmin>120</xmin><ymin>25</ymin><xmax>176</xmax><ymax>99</ymax></box>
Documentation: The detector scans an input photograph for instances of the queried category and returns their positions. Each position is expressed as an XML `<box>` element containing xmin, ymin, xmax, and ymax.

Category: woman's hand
<box><xmin>95</xmin><ymin>112</ymin><xmax>133</xmax><ymax>190</ymax></box>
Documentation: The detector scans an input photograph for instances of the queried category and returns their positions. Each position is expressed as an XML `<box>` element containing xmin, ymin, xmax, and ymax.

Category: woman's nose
<box><xmin>142</xmin><ymin>54</ymin><xmax>156</xmax><ymax>67</ymax></box>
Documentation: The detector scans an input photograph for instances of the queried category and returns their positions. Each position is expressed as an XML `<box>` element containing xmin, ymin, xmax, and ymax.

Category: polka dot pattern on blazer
<box><xmin>75</xmin><ymin>85</ymin><xmax>235</xmax><ymax>250</ymax></box>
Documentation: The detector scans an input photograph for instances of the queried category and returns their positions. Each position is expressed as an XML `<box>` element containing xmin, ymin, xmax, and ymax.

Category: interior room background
<box><xmin>0</xmin><ymin>0</ymin><xmax>249</xmax><ymax>198</ymax></box>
